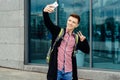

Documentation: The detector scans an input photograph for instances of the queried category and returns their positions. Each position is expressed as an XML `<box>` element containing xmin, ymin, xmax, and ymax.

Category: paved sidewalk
<box><xmin>0</xmin><ymin>67</ymin><xmax>86</xmax><ymax>80</ymax></box>
<box><xmin>0</xmin><ymin>67</ymin><xmax>46</xmax><ymax>80</ymax></box>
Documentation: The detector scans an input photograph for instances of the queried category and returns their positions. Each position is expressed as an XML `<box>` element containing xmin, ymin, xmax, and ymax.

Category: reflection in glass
<box><xmin>29</xmin><ymin>0</ymin><xmax>120</xmax><ymax>71</ymax></box>
<box><xmin>92</xmin><ymin>0</ymin><xmax>120</xmax><ymax>70</ymax></box>
<box><xmin>29</xmin><ymin>0</ymin><xmax>54</xmax><ymax>64</ymax></box>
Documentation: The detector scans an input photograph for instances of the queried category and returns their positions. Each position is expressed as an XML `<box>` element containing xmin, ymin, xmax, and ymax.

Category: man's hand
<box><xmin>43</xmin><ymin>2</ymin><xmax>58</xmax><ymax>13</ymax></box>
<box><xmin>77</xmin><ymin>31</ymin><xmax>86</xmax><ymax>42</ymax></box>
<box><xmin>43</xmin><ymin>4</ymin><xmax>55</xmax><ymax>13</ymax></box>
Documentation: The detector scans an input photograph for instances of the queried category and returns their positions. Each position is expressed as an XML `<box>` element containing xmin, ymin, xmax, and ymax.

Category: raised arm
<box><xmin>43</xmin><ymin>4</ymin><xmax>60</xmax><ymax>35</ymax></box>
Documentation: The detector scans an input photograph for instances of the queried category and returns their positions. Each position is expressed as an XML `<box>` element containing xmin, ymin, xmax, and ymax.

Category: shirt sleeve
<box><xmin>76</xmin><ymin>38</ymin><xmax>90</xmax><ymax>54</ymax></box>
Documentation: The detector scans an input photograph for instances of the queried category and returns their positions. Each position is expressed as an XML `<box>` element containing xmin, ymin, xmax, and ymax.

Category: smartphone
<box><xmin>52</xmin><ymin>1</ymin><xmax>58</xmax><ymax>8</ymax></box>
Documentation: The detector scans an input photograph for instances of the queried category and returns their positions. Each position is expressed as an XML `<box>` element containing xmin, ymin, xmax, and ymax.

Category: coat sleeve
<box><xmin>42</xmin><ymin>11</ymin><xmax>60</xmax><ymax>36</ymax></box>
<box><xmin>76</xmin><ymin>38</ymin><xmax>90</xmax><ymax>54</ymax></box>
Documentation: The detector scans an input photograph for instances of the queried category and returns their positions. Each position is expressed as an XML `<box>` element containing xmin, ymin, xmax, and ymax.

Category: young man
<box><xmin>43</xmin><ymin>4</ymin><xmax>90</xmax><ymax>80</ymax></box>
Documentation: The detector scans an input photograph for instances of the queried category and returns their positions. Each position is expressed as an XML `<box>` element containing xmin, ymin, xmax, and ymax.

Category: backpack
<box><xmin>46</xmin><ymin>28</ymin><xmax>79</xmax><ymax>63</ymax></box>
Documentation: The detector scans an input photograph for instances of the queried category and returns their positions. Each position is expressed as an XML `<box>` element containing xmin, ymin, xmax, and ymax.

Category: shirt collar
<box><xmin>66</xmin><ymin>29</ymin><xmax>75</xmax><ymax>36</ymax></box>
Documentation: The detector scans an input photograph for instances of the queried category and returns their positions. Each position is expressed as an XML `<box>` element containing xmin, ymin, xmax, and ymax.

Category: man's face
<box><xmin>66</xmin><ymin>16</ymin><xmax>79</xmax><ymax>31</ymax></box>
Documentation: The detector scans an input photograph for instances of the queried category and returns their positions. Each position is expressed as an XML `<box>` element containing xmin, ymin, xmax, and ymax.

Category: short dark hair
<box><xmin>69</xmin><ymin>13</ymin><xmax>80</xmax><ymax>24</ymax></box>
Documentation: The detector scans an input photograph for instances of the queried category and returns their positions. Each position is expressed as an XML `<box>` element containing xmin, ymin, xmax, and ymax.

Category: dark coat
<box><xmin>43</xmin><ymin>12</ymin><xmax>90</xmax><ymax>80</ymax></box>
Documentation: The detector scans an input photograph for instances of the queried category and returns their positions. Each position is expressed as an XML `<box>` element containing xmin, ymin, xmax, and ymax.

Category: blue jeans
<box><xmin>57</xmin><ymin>69</ymin><xmax>72</xmax><ymax>80</ymax></box>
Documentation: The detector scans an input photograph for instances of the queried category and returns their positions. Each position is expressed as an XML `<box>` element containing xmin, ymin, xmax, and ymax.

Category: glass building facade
<box><xmin>28</xmin><ymin>0</ymin><xmax>120</xmax><ymax>70</ymax></box>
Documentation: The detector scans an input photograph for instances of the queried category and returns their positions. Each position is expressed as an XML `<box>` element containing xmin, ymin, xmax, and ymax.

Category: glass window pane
<box><xmin>58</xmin><ymin>0</ymin><xmax>90</xmax><ymax>67</ymax></box>
<box><xmin>29</xmin><ymin>0</ymin><xmax>90</xmax><ymax>67</ymax></box>
<box><xmin>29</xmin><ymin>0</ymin><xmax>54</xmax><ymax>64</ymax></box>
<box><xmin>92</xmin><ymin>0</ymin><xmax>120</xmax><ymax>70</ymax></box>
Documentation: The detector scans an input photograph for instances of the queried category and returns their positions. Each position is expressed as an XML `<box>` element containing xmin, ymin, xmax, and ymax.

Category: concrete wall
<box><xmin>0</xmin><ymin>0</ymin><xmax>24</xmax><ymax>69</ymax></box>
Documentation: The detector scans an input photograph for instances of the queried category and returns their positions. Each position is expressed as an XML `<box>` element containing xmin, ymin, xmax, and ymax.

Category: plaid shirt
<box><xmin>58</xmin><ymin>30</ymin><xmax>75</xmax><ymax>72</ymax></box>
